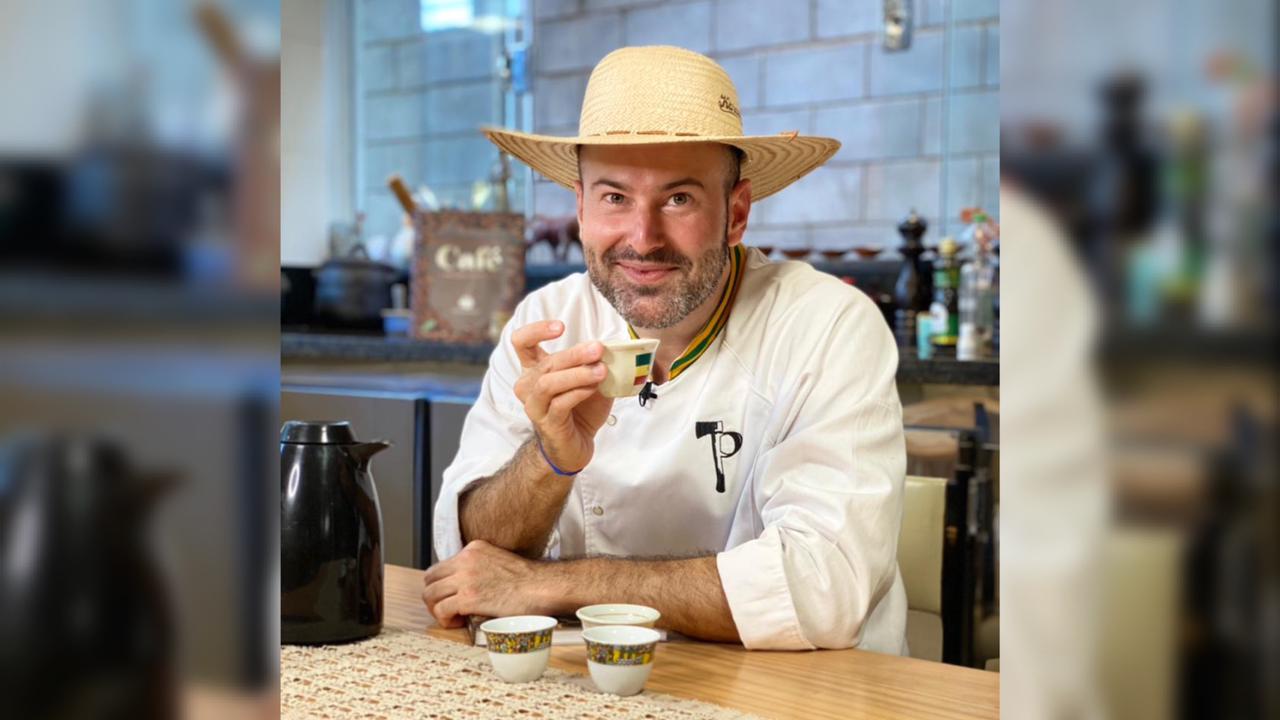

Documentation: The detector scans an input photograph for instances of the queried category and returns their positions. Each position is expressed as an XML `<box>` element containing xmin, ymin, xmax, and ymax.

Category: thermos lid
<box><xmin>280</xmin><ymin>420</ymin><xmax>357</xmax><ymax>445</ymax></box>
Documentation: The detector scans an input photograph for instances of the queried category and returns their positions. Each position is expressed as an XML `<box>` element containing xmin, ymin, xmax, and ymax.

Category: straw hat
<box><xmin>482</xmin><ymin>46</ymin><xmax>840</xmax><ymax>201</ymax></box>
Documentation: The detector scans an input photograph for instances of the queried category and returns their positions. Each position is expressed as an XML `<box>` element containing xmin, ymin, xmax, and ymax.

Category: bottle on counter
<box><xmin>893</xmin><ymin>210</ymin><xmax>931</xmax><ymax>348</ymax></box>
<box><xmin>930</xmin><ymin>237</ymin><xmax>960</xmax><ymax>358</ymax></box>
<box><xmin>916</xmin><ymin>311</ymin><xmax>934</xmax><ymax>360</ymax></box>
<box><xmin>958</xmin><ymin>224</ymin><xmax>999</xmax><ymax>360</ymax></box>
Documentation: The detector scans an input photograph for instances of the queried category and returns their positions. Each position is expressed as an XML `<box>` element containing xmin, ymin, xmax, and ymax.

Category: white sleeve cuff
<box><xmin>716</xmin><ymin>526</ymin><xmax>816</xmax><ymax>650</ymax></box>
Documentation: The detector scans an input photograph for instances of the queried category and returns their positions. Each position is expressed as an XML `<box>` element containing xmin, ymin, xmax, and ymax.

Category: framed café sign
<box><xmin>412</xmin><ymin>211</ymin><xmax>525</xmax><ymax>344</ymax></box>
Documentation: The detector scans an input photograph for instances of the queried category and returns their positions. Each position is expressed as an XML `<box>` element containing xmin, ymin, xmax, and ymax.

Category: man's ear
<box><xmin>726</xmin><ymin>178</ymin><xmax>752</xmax><ymax>248</ymax></box>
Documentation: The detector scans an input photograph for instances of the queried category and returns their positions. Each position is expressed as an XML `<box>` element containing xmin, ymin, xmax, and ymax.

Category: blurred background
<box><xmin>1001</xmin><ymin>0</ymin><xmax>1277</xmax><ymax>719</ymax></box>
<box><xmin>3</xmin><ymin>0</ymin><xmax>1275</xmax><ymax>717</ymax></box>
<box><xmin>0</xmin><ymin>0</ymin><xmax>279</xmax><ymax>718</ymax></box>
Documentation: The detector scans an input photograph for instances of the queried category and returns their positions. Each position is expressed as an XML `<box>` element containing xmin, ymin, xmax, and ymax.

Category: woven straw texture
<box><xmin>281</xmin><ymin>628</ymin><xmax>762</xmax><ymax>720</ymax></box>
<box><xmin>483</xmin><ymin>46</ymin><xmax>839</xmax><ymax>201</ymax></box>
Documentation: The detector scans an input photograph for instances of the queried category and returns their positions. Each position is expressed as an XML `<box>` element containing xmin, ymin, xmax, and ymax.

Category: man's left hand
<box><xmin>421</xmin><ymin>540</ymin><xmax>554</xmax><ymax>628</ymax></box>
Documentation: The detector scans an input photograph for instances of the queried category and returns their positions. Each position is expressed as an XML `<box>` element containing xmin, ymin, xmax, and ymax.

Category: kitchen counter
<box><xmin>283</xmin><ymin>358</ymin><xmax>485</xmax><ymax>401</ymax></box>
<box><xmin>282</xmin><ymin>331</ymin><xmax>999</xmax><ymax>388</ymax></box>
<box><xmin>377</xmin><ymin>564</ymin><xmax>1000</xmax><ymax>720</ymax></box>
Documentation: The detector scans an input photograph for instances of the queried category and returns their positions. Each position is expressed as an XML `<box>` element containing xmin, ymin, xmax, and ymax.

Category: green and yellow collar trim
<box><xmin>627</xmin><ymin>244</ymin><xmax>747</xmax><ymax>381</ymax></box>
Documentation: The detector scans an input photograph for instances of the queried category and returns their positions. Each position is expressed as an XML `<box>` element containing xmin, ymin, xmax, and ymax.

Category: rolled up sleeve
<box><xmin>432</xmin><ymin>323</ymin><xmax>532</xmax><ymax>562</ymax></box>
<box><xmin>717</xmin><ymin>300</ymin><xmax>906</xmax><ymax>651</ymax></box>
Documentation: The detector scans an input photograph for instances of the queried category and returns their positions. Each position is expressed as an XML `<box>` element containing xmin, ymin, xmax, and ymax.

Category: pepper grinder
<box><xmin>893</xmin><ymin>210</ymin><xmax>931</xmax><ymax>347</ymax></box>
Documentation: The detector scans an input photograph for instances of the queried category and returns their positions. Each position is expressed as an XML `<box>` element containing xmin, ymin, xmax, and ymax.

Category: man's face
<box><xmin>575</xmin><ymin>143</ymin><xmax>750</xmax><ymax>330</ymax></box>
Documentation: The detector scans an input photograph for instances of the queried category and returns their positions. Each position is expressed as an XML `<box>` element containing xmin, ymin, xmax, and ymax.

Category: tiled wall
<box><xmin>356</xmin><ymin>0</ymin><xmax>999</xmax><ymax>251</ymax></box>
<box><xmin>529</xmin><ymin>0</ymin><xmax>999</xmax><ymax>252</ymax></box>
<box><xmin>356</xmin><ymin>0</ymin><xmax>512</xmax><ymax>240</ymax></box>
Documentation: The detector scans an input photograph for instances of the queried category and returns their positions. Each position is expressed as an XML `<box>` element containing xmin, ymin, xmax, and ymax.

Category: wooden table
<box><xmin>386</xmin><ymin>564</ymin><xmax>998</xmax><ymax>719</ymax></box>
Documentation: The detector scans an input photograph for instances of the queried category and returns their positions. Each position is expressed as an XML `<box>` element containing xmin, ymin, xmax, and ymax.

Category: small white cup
<box><xmin>582</xmin><ymin>625</ymin><xmax>661</xmax><ymax>696</ymax></box>
<box><xmin>598</xmin><ymin>338</ymin><xmax>660</xmax><ymax>398</ymax></box>
<box><xmin>480</xmin><ymin>615</ymin><xmax>556</xmax><ymax>683</ymax></box>
<box><xmin>575</xmin><ymin>604</ymin><xmax>661</xmax><ymax>630</ymax></box>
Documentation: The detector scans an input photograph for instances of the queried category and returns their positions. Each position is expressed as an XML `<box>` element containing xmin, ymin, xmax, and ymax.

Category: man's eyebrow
<box><xmin>590</xmin><ymin>178</ymin><xmax>629</xmax><ymax>191</ymax></box>
<box><xmin>660</xmin><ymin>177</ymin><xmax>705</xmax><ymax>191</ymax></box>
<box><xmin>588</xmin><ymin>177</ymin><xmax>706</xmax><ymax>192</ymax></box>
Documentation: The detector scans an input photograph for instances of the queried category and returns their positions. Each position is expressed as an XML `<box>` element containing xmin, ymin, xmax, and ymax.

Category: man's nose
<box><xmin>625</xmin><ymin>204</ymin><xmax>667</xmax><ymax>257</ymax></box>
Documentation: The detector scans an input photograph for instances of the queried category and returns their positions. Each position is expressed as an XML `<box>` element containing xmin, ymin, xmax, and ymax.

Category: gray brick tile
<box><xmin>360</xmin><ymin>45</ymin><xmax>396</xmax><ymax>92</ymax></box>
<box><xmin>713</xmin><ymin>0</ymin><xmax>810</xmax><ymax>53</ymax></box>
<box><xmin>816</xmin><ymin>0</ymin><xmax>880</xmax><ymax>39</ymax></box>
<box><xmin>981</xmin><ymin>154</ymin><xmax>1000</xmax><ymax>216</ymax></box>
<box><xmin>626</xmin><ymin>0</ymin><xmax>712</xmax><ymax>53</ymax></box>
<box><xmin>364</xmin><ymin>142</ymin><xmax>424</xmax><ymax>189</ymax></box>
<box><xmin>984</xmin><ymin>24</ymin><xmax>999</xmax><ymax>85</ymax></box>
<box><xmin>814</xmin><ymin>98</ymin><xmax>923</xmax><ymax>161</ymax></box>
<box><xmin>949</xmin><ymin>24</ymin><xmax>983</xmax><ymax>89</ymax></box>
<box><xmin>922</xmin><ymin>96</ymin><xmax>941</xmax><ymax>155</ymax></box>
<box><xmin>864</xmin><ymin>160</ymin><xmax>941</xmax><ymax>221</ymax></box>
<box><xmin>756</xmin><ymin>166</ymin><xmax>862</xmax><ymax>224</ymax></box>
<box><xmin>953</xmin><ymin>0</ymin><xmax>999</xmax><ymax>22</ymax></box>
<box><xmin>534</xmin><ymin>73</ymin><xmax>589</xmax><ymax>130</ymax></box>
<box><xmin>360</xmin><ymin>0</ymin><xmax>420</xmax><ymax>42</ymax></box>
<box><xmin>424</xmin><ymin>81</ymin><xmax>504</xmax><ymax>134</ymax></box>
<box><xmin>534</xmin><ymin>0</ymin><xmax>582</xmax><ymax>21</ymax></box>
<box><xmin>869</xmin><ymin>29</ymin><xmax>943</xmax><ymax>96</ymax></box>
<box><xmin>423</xmin><ymin>136</ymin><xmax>500</xmax><ymax>185</ymax></box>
<box><xmin>398</xmin><ymin>30</ymin><xmax>501</xmax><ymax>87</ymax></box>
<box><xmin>365</xmin><ymin>93</ymin><xmax>426</xmax><ymax>139</ymax></box>
<box><xmin>947</xmin><ymin>90</ymin><xmax>998</xmax><ymax>153</ymax></box>
<box><xmin>764</xmin><ymin>42</ymin><xmax>866</xmax><ymax>106</ymax></box>
<box><xmin>536</xmin><ymin>14</ymin><xmax>624</xmax><ymax>73</ymax></box>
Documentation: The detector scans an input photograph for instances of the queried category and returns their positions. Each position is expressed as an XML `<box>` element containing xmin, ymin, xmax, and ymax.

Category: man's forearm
<box><xmin>458</xmin><ymin>439</ymin><xmax>573</xmax><ymax>558</ymax></box>
<box><xmin>537</xmin><ymin>555</ymin><xmax>740</xmax><ymax>643</ymax></box>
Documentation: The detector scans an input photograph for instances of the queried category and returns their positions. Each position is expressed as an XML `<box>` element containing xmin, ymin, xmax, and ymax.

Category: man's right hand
<box><xmin>511</xmin><ymin>320</ymin><xmax>613</xmax><ymax>474</ymax></box>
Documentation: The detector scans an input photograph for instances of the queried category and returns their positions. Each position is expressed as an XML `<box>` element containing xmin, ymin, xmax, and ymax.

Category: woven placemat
<box><xmin>281</xmin><ymin>627</ymin><xmax>763</xmax><ymax>720</ymax></box>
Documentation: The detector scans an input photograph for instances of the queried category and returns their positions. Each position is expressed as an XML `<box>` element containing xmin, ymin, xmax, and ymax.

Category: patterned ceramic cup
<box><xmin>575</xmin><ymin>604</ymin><xmax>661</xmax><ymax>630</ymax></box>
<box><xmin>598</xmin><ymin>339</ymin><xmax>660</xmax><ymax>398</ymax></box>
<box><xmin>481</xmin><ymin>615</ymin><xmax>556</xmax><ymax>683</ymax></box>
<box><xmin>582</xmin><ymin>625</ymin><xmax>661</xmax><ymax>696</ymax></box>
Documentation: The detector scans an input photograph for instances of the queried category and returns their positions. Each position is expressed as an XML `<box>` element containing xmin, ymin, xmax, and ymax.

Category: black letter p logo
<box><xmin>695</xmin><ymin>421</ymin><xmax>743</xmax><ymax>493</ymax></box>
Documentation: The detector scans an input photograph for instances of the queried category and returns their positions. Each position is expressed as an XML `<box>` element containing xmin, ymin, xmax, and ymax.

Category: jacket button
<box><xmin>592</xmin><ymin>505</ymin><xmax>604</xmax><ymax>516</ymax></box>
<box><xmin>606</xmin><ymin>415</ymin><xmax>617</xmax><ymax>426</ymax></box>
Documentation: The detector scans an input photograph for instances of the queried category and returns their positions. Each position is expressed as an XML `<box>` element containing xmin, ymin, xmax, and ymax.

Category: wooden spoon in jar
<box><xmin>387</xmin><ymin>174</ymin><xmax>419</xmax><ymax>215</ymax></box>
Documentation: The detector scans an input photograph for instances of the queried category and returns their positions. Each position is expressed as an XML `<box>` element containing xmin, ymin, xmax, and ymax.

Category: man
<box><xmin>425</xmin><ymin>46</ymin><xmax>907</xmax><ymax>652</ymax></box>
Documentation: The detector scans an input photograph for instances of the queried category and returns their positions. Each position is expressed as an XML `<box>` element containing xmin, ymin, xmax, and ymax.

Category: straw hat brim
<box><xmin>482</xmin><ymin>126</ymin><xmax>840</xmax><ymax>202</ymax></box>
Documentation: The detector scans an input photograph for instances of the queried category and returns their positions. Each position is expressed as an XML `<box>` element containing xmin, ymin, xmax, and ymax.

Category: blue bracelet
<box><xmin>535</xmin><ymin>433</ymin><xmax>583</xmax><ymax>477</ymax></box>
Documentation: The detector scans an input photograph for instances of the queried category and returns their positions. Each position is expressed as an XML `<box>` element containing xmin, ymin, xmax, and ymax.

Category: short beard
<box><xmin>585</xmin><ymin>232</ymin><xmax>729</xmax><ymax>330</ymax></box>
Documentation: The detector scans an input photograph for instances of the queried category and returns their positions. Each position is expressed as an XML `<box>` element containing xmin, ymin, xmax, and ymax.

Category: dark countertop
<box><xmin>897</xmin><ymin>354</ymin><xmax>999</xmax><ymax>386</ymax></box>
<box><xmin>282</xmin><ymin>332</ymin><xmax>999</xmax><ymax>391</ymax></box>
<box><xmin>282</xmin><ymin>331</ymin><xmax>494</xmax><ymax>364</ymax></box>
<box><xmin>283</xmin><ymin>362</ymin><xmax>485</xmax><ymax>403</ymax></box>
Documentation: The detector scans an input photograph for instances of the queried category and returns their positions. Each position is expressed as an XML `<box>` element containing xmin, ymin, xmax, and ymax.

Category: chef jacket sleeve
<box><xmin>716</xmin><ymin>291</ymin><xmax>906</xmax><ymax>650</ymax></box>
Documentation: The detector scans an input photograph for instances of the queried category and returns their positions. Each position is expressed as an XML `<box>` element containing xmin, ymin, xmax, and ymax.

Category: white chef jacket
<box><xmin>434</xmin><ymin>248</ymin><xmax>908</xmax><ymax>653</ymax></box>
